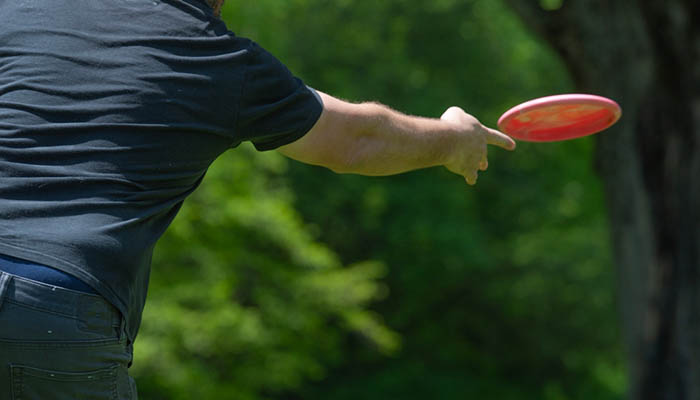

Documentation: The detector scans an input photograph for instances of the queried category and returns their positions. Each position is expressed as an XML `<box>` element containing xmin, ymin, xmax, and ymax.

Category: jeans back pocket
<box><xmin>10</xmin><ymin>364</ymin><xmax>118</xmax><ymax>400</ymax></box>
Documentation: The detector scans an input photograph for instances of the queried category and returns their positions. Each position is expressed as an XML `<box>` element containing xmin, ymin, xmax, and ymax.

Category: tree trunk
<box><xmin>505</xmin><ymin>1</ymin><xmax>700</xmax><ymax>398</ymax></box>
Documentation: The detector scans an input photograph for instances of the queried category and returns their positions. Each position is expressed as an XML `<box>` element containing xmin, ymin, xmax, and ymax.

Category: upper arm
<box><xmin>234</xmin><ymin>42</ymin><xmax>325</xmax><ymax>151</ymax></box>
<box><xmin>276</xmin><ymin>91</ymin><xmax>374</xmax><ymax>172</ymax></box>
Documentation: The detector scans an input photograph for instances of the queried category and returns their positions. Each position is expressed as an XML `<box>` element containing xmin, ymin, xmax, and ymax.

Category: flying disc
<box><xmin>497</xmin><ymin>94</ymin><xmax>621</xmax><ymax>142</ymax></box>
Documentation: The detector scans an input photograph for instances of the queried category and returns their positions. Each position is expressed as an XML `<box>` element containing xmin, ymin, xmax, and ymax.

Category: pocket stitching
<box><xmin>10</xmin><ymin>363</ymin><xmax>119</xmax><ymax>400</ymax></box>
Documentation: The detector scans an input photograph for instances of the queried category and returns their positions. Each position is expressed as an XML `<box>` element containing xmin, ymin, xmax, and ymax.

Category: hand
<box><xmin>440</xmin><ymin>106</ymin><xmax>516</xmax><ymax>185</ymax></box>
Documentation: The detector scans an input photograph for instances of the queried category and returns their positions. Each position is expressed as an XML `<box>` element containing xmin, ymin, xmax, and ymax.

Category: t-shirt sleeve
<box><xmin>234</xmin><ymin>41</ymin><xmax>323</xmax><ymax>151</ymax></box>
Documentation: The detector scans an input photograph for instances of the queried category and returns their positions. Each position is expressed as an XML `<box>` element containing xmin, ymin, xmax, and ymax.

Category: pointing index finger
<box><xmin>485</xmin><ymin>127</ymin><xmax>517</xmax><ymax>150</ymax></box>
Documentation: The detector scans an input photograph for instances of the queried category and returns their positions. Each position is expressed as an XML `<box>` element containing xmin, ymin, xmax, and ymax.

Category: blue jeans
<box><xmin>0</xmin><ymin>271</ymin><xmax>137</xmax><ymax>400</ymax></box>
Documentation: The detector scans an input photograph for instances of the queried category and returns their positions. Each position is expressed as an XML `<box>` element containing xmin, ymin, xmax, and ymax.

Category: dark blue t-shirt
<box><xmin>0</xmin><ymin>0</ymin><xmax>323</xmax><ymax>342</ymax></box>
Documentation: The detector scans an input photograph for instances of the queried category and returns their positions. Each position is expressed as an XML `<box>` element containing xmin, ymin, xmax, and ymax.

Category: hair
<box><xmin>204</xmin><ymin>0</ymin><xmax>224</xmax><ymax>16</ymax></box>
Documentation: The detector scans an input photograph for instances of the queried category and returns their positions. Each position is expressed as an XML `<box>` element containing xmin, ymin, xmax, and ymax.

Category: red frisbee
<box><xmin>497</xmin><ymin>94</ymin><xmax>622</xmax><ymax>142</ymax></box>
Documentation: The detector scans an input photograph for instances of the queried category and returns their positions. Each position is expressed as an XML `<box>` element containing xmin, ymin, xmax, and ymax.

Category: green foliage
<box><xmin>135</xmin><ymin>1</ymin><xmax>626</xmax><ymax>399</ymax></box>
<box><xmin>539</xmin><ymin>0</ymin><xmax>565</xmax><ymax>11</ymax></box>
<box><xmin>133</xmin><ymin>146</ymin><xmax>398</xmax><ymax>399</ymax></box>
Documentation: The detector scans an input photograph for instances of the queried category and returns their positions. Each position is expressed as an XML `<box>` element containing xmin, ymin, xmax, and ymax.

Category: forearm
<box><xmin>338</xmin><ymin>102</ymin><xmax>458</xmax><ymax>175</ymax></box>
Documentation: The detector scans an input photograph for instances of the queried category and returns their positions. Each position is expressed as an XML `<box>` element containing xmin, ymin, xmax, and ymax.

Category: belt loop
<box><xmin>118</xmin><ymin>314</ymin><xmax>126</xmax><ymax>341</ymax></box>
<box><xmin>120</xmin><ymin>316</ymin><xmax>135</xmax><ymax>368</ymax></box>
<box><xmin>0</xmin><ymin>271</ymin><xmax>12</xmax><ymax>311</ymax></box>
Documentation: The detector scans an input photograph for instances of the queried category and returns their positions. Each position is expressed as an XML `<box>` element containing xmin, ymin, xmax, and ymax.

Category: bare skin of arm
<box><xmin>278</xmin><ymin>91</ymin><xmax>516</xmax><ymax>185</ymax></box>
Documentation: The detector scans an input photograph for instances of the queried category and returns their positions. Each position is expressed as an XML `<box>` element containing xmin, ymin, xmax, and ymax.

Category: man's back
<box><xmin>0</xmin><ymin>0</ymin><xmax>323</xmax><ymax>341</ymax></box>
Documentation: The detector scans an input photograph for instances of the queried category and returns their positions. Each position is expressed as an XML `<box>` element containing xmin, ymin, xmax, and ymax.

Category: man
<box><xmin>0</xmin><ymin>0</ymin><xmax>515</xmax><ymax>398</ymax></box>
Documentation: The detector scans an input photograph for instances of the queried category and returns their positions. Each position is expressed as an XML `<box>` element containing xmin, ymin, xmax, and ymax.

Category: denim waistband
<box><xmin>0</xmin><ymin>271</ymin><xmax>122</xmax><ymax>332</ymax></box>
<box><xmin>0</xmin><ymin>253</ymin><xmax>97</xmax><ymax>294</ymax></box>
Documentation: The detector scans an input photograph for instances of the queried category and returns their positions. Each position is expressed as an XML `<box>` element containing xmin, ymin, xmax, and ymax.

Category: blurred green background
<box><xmin>132</xmin><ymin>0</ymin><xmax>625</xmax><ymax>399</ymax></box>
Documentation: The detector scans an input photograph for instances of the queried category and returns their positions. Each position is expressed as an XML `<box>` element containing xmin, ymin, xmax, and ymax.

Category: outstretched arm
<box><xmin>277</xmin><ymin>91</ymin><xmax>516</xmax><ymax>185</ymax></box>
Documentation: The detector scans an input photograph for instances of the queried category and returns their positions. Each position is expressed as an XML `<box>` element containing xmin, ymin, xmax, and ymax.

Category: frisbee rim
<box><xmin>497</xmin><ymin>94</ymin><xmax>622</xmax><ymax>142</ymax></box>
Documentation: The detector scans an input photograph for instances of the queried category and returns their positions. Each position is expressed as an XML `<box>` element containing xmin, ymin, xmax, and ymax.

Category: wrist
<box><xmin>435</xmin><ymin>119</ymin><xmax>467</xmax><ymax>168</ymax></box>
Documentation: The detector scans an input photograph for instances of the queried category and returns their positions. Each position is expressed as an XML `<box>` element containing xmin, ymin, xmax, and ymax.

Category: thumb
<box><xmin>484</xmin><ymin>127</ymin><xmax>516</xmax><ymax>150</ymax></box>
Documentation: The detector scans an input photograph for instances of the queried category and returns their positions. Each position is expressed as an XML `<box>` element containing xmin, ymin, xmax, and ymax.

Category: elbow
<box><xmin>327</xmin><ymin>131</ymin><xmax>377</xmax><ymax>175</ymax></box>
<box><xmin>328</xmin><ymin>164</ymin><xmax>353</xmax><ymax>174</ymax></box>
<box><xmin>290</xmin><ymin>99</ymin><xmax>384</xmax><ymax>175</ymax></box>
<box><xmin>331</xmin><ymin>106</ymin><xmax>386</xmax><ymax>175</ymax></box>
<box><xmin>325</xmin><ymin>149</ymin><xmax>361</xmax><ymax>175</ymax></box>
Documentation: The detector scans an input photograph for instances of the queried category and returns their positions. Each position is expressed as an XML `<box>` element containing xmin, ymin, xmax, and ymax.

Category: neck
<box><xmin>205</xmin><ymin>0</ymin><xmax>224</xmax><ymax>16</ymax></box>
